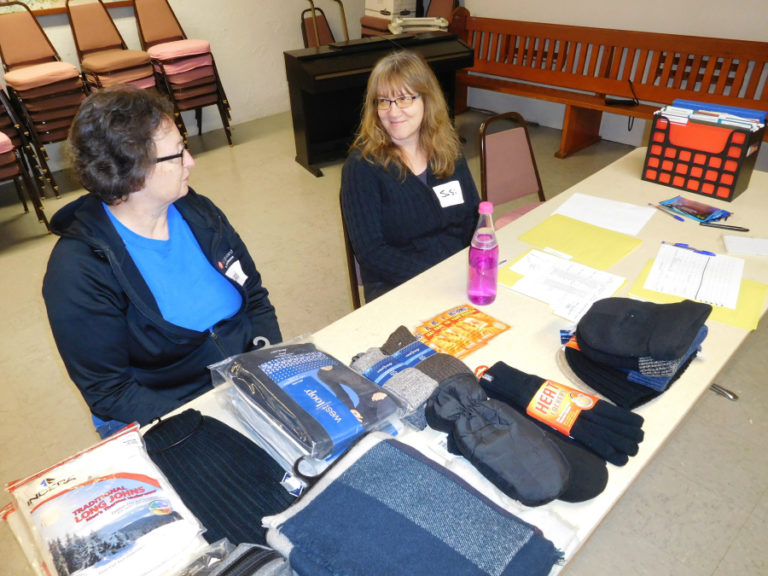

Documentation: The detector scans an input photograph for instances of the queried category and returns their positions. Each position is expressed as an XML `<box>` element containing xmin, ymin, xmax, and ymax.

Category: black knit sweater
<box><xmin>341</xmin><ymin>150</ymin><xmax>479</xmax><ymax>298</ymax></box>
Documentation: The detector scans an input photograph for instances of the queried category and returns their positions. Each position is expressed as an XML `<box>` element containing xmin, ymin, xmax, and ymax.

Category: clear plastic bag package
<box><xmin>210</xmin><ymin>341</ymin><xmax>403</xmax><ymax>471</ymax></box>
<box><xmin>6</xmin><ymin>424</ymin><xmax>207</xmax><ymax>576</ymax></box>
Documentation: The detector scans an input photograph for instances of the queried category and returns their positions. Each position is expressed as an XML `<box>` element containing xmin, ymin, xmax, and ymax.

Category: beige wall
<box><xmin>465</xmin><ymin>0</ymin><xmax>766</xmax><ymax>41</ymax></box>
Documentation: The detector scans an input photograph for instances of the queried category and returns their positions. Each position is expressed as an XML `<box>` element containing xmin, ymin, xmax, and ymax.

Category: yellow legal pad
<box><xmin>629</xmin><ymin>260</ymin><xmax>768</xmax><ymax>331</ymax></box>
<box><xmin>518</xmin><ymin>214</ymin><xmax>642</xmax><ymax>270</ymax></box>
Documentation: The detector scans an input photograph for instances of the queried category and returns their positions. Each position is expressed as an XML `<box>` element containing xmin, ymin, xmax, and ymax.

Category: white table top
<box><xmin>189</xmin><ymin>147</ymin><xmax>768</xmax><ymax>567</ymax></box>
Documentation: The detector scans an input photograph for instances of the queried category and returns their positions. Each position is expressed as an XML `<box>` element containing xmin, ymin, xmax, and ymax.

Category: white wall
<box><xmin>462</xmin><ymin>0</ymin><xmax>768</xmax><ymax>168</ymax></box>
<box><xmin>464</xmin><ymin>0</ymin><xmax>766</xmax><ymax>41</ymax></box>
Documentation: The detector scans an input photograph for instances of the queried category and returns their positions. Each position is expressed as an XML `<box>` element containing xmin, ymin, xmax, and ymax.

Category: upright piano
<box><xmin>284</xmin><ymin>32</ymin><xmax>474</xmax><ymax>176</ymax></box>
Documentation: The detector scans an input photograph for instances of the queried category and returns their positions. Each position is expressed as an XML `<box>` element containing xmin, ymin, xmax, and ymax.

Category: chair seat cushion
<box><xmin>81</xmin><ymin>49</ymin><xmax>151</xmax><ymax>73</ymax></box>
<box><xmin>85</xmin><ymin>67</ymin><xmax>156</xmax><ymax>88</ymax></box>
<box><xmin>162</xmin><ymin>65</ymin><xmax>216</xmax><ymax>86</ymax></box>
<box><xmin>148</xmin><ymin>39</ymin><xmax>210</xmax><ymax>60</ymax></box>
<box><xmin>4</xmin><ymin>62</ymin><xmax>80</xmax><ymax>91</ymax></box>
<box><xmin>152</xmin><ymin>53</ymin><xmax>213</xmax><ymax>76</ymax></box>
<box><xmin>0</xmin><ymin>132</ymin><xmax>14</xmax><ymax>154</ymax></box>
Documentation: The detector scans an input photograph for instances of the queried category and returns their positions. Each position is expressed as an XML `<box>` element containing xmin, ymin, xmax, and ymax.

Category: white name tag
<box><xmin>432</xmin><ymin>180</ymin><xmax>464</xmax><ymax>208</ymax></box>
<box><xmin>224</xmin><ymin>260</ymin><xmax>248</xmax><ymax>286</ymax></box>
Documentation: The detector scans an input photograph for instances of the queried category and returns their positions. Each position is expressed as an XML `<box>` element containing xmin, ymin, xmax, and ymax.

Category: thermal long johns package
<box><xmin>6</xmin><ymin>424</ymin><xmax>206</xmax><ymax>576</ymax></box>
<box><xmin>210</xmin><ymin>342</ymin><xmax>403</xmax><ymax>470</ymax></box>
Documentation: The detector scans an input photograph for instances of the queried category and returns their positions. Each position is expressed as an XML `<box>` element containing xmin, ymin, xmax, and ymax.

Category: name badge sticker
<box><xmin>432</xmin><ymin>180</ymin><xmax>464</xmax><ymax>208</ymax></box>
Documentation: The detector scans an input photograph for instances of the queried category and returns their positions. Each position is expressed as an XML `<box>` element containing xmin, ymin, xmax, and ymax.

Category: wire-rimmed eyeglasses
<box><xmin>155</xmin><ymin>150</ymin><xmax>185</xmax><ymax>164</ymax></box>
<box><xmin>375</xmin><ymin>94</ymin><xmax>421</xmax><ymax>111</ymax></box>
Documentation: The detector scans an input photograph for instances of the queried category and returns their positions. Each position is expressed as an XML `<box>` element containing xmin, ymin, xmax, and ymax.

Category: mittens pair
<box><xmin>426</xmin><ymin>372</ymin><xmax>608</xmax><ymax>506</ymax></box>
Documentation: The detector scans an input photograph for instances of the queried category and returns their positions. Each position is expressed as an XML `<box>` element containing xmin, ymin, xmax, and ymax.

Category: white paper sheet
<box><xmin>507</xmin><ymin>250</ymin><xmax>625</xmax><ymax>322</ymax></box>
<box><xmin>723</xmin><ymin>235</ymin><xmax>768</xmax><ymax>257</ymax></box>
<box><xmin>644</xmin><ymin>243</ymin><xmax>744</xmax><ymax>309</ymax></box>
<box><xmin>554</xmin><ymin>192</ymin><xmax>655</xmax><ymax>236</ymax></box>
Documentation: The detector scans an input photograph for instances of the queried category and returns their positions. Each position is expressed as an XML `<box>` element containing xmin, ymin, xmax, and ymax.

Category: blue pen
<box><xmin>664</xmin><ymin>241</ymin><xmax>716</xmax><ymax>257</ymax></box>
<box><xmin>649</xmin><ymin>202</ymin><xmax>685</xmax><ymax>222</ymax></box>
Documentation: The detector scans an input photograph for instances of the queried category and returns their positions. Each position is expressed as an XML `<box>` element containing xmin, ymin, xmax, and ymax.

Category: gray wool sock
<box><xmin>382</xmin><ymin>368</ymin><xmax>438</xmax><ymax>413</ymax></box>
<box><xmin>350</xmin><ymin>348</ymin><xmax>388</xmax><ymax>375</ymax></box>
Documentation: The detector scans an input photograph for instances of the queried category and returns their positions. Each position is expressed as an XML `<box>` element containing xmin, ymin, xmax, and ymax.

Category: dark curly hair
<box><xmin>67</xmin><ymin>86</ymin><xmax>176</xmax><ymax>204</ymax></box>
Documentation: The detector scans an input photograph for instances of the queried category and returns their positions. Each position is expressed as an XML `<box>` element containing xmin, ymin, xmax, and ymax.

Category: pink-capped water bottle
<box><xmin>468</xmin><ymin>201</ymin><xmax>499</xmax><ymax>305</ymax></box>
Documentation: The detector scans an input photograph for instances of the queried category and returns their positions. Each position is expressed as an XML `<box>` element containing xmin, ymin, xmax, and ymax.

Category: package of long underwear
<box><xmin>6</xmin><ymin>424</ymin><xmax>206</xmax><ymax>576</ymax></box>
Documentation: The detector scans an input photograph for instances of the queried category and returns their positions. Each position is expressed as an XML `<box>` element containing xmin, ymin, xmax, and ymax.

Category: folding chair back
<box><xmin>479</xmin><ymin>111</ymin><xmax>545</xmax><ymax>228</ymax></box>
<box><xmin>0</xmin><ymin>3</ymin><xmax>60</xmax><ymax>71</ymax></box>
<box><xmin>302</xmin><ymin>7</ymin><xmax>335</xmax><ymax>48</ymax></box>
<box><xmin>66</xmin><ymin>0</ymin><xmax>126</xmax><ymax>59</ymax></box>
<box><xmin>339</xmin><ymin>194</ymin><xmax>363</xmax><ymax>310</ymax></box>
<box><xmin>133</xmin><ymin>0</ymin><xmax>186</xmax><ymax>48</ymax></box>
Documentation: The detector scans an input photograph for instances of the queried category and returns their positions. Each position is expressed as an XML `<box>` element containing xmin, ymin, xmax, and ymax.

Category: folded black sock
<box><xmin>143</xmin><ymin>409</ymin><xmax>294</xmax><ymax>545</ymax></box>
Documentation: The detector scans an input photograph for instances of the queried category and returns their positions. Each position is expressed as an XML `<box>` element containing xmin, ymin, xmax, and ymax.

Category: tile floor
<box><xmin>0</xmin><ymin>110</ymin><xmax>765</xmax><ymax>575</ymax></box>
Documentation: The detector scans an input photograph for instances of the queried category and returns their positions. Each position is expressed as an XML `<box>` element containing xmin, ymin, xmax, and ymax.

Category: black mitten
<box><xmin>426</xmin><ymin>373</ymin><xmax>570</xmax><ymax>506</ymax></box>
<box><xmin>480</xmin><ymin>361</ymin><xmax>645</xmax><ymax>466</ymax></box>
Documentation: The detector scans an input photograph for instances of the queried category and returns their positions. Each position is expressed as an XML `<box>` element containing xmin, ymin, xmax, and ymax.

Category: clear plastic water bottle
<box><xmin>468</xmin><ymin>201</ymin><xmax>499</xmax><ymax>305</ymax></box>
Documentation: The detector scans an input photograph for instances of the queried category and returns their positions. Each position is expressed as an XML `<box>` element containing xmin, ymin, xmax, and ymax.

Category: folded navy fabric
<box><xmin>577</xmin><ymin>298</ymin><xmax>711</xmax><ymax>361</ymax></box>
<box><xmin>263</xmin><ymin>434</ymin><xmax>561</xmax><ymax>576</ymax></box>
<box><xmin>564</xmin><ymin>345</ymin><xmax>697</xmax><ymax>409</ymax></box>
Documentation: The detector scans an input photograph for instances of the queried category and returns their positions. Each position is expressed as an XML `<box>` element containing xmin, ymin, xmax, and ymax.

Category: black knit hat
<box><xmin>143</xmin><ymin>409</ymin><xmax>295</xmax><ymax>545</ymax></box>
<box><xmin>577</xmin><ymin>298</ymin><xmax>711</xmax><ymax>360</ymax></box>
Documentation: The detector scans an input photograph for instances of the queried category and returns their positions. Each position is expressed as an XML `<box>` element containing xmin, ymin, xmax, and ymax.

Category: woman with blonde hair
<box><xmin>341</xmin><ymin>50</ymin><xmax>479</xmax><ymax>301</ymax></box>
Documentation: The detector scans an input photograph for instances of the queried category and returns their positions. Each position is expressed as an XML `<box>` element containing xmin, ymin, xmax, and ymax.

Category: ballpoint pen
<box><xmin>663</xmin><ymin>241</ymin><xmax>716</xmax><ymax>257</ymax></box>
<box><xmin>700</xmin><ymin>221</ymin><xmax>750</xmax><ymax>232</ymax></box>
<box><xmin>648</xmin><ymin>202</ymin><xmax>685</xmax><ymax>222</ymax></box>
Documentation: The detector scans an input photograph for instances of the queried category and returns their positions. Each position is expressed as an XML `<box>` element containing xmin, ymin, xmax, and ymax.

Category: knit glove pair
<box><xmin>480</xmin><ymin>361</ymin><xmax>645</xmax><ymax>466</ymax></box>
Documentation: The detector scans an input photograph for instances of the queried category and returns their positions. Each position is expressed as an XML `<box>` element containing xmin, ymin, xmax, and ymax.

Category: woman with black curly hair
<box><xmin>43</xmin><ymin>86</ymin><xmax>281</xmax><ymax>437</ymax></box>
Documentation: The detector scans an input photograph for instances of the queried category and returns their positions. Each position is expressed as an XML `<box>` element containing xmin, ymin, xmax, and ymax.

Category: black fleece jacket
<box><xmin>42</xmin><ymin>188</ymin><xmax>281</xmax><ymax>425</ymax></box>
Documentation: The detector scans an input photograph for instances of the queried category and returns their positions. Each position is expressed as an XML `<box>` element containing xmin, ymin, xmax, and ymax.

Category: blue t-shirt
<box><xmin>105</xmin><ymin>203</ymin><xmax>242</xmax><ymax>331</ymax></box>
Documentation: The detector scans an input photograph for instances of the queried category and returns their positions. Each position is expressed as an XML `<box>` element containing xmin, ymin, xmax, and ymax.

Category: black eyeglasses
<box><xmin>375</xmin><ymin>94</ymin><xmax>421</xmax><ymax>111</ymax></box>
<box><xmin>155</xmin><ymin>150</ymin><xmax>185</xmax><ymax>164</ymax></box>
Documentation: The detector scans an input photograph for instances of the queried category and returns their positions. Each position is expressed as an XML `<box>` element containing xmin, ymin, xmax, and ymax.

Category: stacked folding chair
<box><xmin>0</xmin><ymin>2</ymin><xmax>88</xmax><ymax>198</ymax></box>
<box><xmin>66</xmin><ymin>0</ymin><xmax>156</xmax><ymax>91</ymax></box>
<box><xmin>0</xmin><ymin>90</ymin><xmax>48</xmax><ymax>229</ymax></box>
<box><xmin>133</xmin><ymin>0</ymin><xmax>232</xmax><ymax>145</ymax></box>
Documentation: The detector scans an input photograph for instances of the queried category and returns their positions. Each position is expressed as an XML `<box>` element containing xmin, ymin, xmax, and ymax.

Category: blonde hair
<box><xmin>351</xmin><ymin>50</ymin><xmax>461</xmax><ymax>179</ymax></box>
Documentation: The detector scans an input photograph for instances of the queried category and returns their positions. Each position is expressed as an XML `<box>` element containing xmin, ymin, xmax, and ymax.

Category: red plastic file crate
<box><xmin>642</xmin><ymin>113</ymin><xmax>764</xmax><ymax>201</ymax></box>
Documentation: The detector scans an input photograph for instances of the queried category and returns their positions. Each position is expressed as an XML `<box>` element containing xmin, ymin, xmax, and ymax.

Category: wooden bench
<box><xmin>449</xmin><ymin>7</ymin><xmax>768</xmax><ymax>158</ymax></box>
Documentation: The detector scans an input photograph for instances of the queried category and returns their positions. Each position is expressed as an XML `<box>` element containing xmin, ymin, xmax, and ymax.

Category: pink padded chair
<box><xmin>0</xmin><ymin>90</ymin><xmax>48</xmax><ymax>228</ymax></box>
<box><xmin>0</xmin><ymin>1</ymin><xmax>88</xmax><ymax>198</ymax></box>
<box><xmin>133</xmin><ymin>0</ymin><xmax>232</xmax><ymax>145</ymax></box>
<box><xmin>66</xmin><ymin>0</ymin><xmax>156</xmax><ymax>91</ymax></box>
<box><xmin>479</xmin><ymin>112</ymin><xmax>545</xmax><ymax>229</ymax></box>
